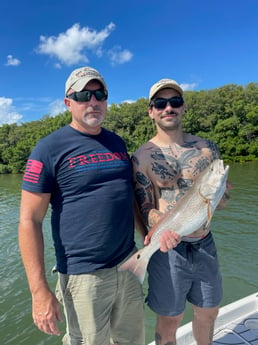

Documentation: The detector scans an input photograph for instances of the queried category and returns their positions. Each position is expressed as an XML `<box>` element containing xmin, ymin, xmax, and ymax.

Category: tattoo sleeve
<box><xmin>133</xmin><ymin>166</ymin><xmax>155</xmax><ymax>227</ymax></box>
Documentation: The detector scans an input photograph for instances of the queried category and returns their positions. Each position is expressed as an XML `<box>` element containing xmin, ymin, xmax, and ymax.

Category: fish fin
<box><xmin>118</xmin><ymin>248</ymin><xmax>149</xmax><ymax>284</ymax></box>
<box><xmin>199</xmin><ymin>188</ymin><xmax>213</xmax><ymax>229</ymax></box>
<box><xmin>205</xmin><ymin>200</ymin><xmax>212</xmax><ymax>228</ymax></box>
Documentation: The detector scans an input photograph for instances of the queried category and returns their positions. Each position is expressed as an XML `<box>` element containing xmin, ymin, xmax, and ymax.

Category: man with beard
<box><xmin>132</xmin><ymin>78</ymin><xmax>231</xmax><ymax>345</ymax></box>
<box><xmin>18</xmin><ymin>66</ymin><xmax>145</xmax><ymax>345</ymax></box>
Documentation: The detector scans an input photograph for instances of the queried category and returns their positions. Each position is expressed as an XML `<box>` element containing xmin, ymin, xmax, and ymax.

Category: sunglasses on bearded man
<box><xmin>67</xmin><ymin>89</ymin><xmax>108</xmax><ymax>102</ymax></box>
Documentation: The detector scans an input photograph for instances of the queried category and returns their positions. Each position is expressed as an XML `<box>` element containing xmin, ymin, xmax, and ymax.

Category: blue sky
<box><xmin>0</xmin><ymin>0</ymin><xmax>257</xmax><ymax>125</ymax></box>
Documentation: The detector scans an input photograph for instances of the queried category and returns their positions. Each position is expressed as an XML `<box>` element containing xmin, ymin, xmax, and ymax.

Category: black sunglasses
<box><xmin>67</xmin><ymin>89</ymin><xmax>108</xmax><ymax>102</ymax></box>
<box><xmin>150</xmin><ymin>96</ymin><xmax>184</xmax><ymax>109</ymax></box>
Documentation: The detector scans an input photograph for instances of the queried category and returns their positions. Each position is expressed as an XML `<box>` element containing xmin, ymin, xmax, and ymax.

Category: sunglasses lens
<box><xmin>153</xmin><ymin>97</ymin><xmax>184</xmax><ymax>109</ymax></box>
<box><xmin>77</xmin><ymin>91</ymin><xmax>91</xmax><ymax>102</ymax></box>
<box><xmin>94</xmin><ymin>90</ymin><xmax>108</xmax><ymax>101</ymax></box>
<box><xmin>170</xmin><ymin>97</ymin><xmax>184</xmax><ymax>108</ymax></box>
<box><xmin>153</xmin><ymin>99</ymin><xmax>167</xmax><ymax>109</ymax></box>
<box><xmin>68</xmin><ymin>89</ymin><xmax>108</xmax><ymax>102</ymax></box>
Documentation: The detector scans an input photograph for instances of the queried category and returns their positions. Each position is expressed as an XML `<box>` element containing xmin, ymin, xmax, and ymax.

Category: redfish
<box><xmin>119</xmin><ymin>159</ymin><xmax>229</xmax><ymax>283</ymax></box>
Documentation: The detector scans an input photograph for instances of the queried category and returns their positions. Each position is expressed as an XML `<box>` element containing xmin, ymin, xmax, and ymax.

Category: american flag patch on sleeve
<box><xmin>23</xmin><ymin>159</ymin><xmax>43</xmax><ymax>184</ymax></box>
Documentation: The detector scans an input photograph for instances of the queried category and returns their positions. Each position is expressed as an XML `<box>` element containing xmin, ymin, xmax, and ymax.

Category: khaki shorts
<box><xmin>56</xmin><ymin>249</ymin><xmax>145</xmax><ymax>345</ymax></box>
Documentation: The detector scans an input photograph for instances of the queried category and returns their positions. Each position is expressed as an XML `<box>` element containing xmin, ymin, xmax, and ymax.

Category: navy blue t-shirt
<box><xmin>22</xmin><ymin>125</ymin><xmax>135</xmax><ymax>274</ymax></box>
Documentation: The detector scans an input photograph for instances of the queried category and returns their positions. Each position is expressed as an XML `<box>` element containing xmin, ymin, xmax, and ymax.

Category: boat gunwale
<box><xmin>147</xmin><ymin>292</ymin><xmax>258</xmax><ymax>345</ymax></box>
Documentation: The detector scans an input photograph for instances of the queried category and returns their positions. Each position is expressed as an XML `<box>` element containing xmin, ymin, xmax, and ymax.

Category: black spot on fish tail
<box><xmin>137</xmin><ymin>254</ymin><xmax>141</xmax><ymax>259</ymax></box>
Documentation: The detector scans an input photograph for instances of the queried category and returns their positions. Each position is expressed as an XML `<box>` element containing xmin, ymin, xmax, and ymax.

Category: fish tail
<box><xmin>118</xmin><ymin>248</ymin><xmax>149</xmax><ymax>284</ymax></box>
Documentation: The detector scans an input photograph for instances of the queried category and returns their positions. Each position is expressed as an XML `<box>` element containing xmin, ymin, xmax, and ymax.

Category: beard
<box><xmin>82</xmin><ymin>105</ymin><xmax>105</xmax><ymax>128</ymax></box>
<box><xmin>82</xmin><ymin>113</ymin><xmax>105</xmax><ymax>127</ymax></box>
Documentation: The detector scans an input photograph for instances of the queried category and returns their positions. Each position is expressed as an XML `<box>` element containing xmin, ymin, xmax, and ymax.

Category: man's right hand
<box><xmin>144</xmin><ymin>230</ymin><xmax>181</xmax><ymax>252</ymax></box>
<box><xmin>32</xmin><ymin>288</ymin><xmax>62</xmax><ymax>336</ymax></box>
<box><xmin>159</xmin><ymin>230</ymin><xmax>181</xmax><ymax>252</ymax></box>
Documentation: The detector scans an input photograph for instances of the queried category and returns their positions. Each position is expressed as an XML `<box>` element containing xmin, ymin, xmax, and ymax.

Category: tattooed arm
<box><xmin>132</xmin><ymin>153</ymin><xmax>158</xmax><ymax>228</ymax></box>
<box><xmin>132</xmin><ymin>149</ymin><xmax>180</xmax><ymax>252</ymax></box>
<box><xmin>134</xmin><ymin>199</ymin><xmax>148</xmax><ymax>244</ymax></box>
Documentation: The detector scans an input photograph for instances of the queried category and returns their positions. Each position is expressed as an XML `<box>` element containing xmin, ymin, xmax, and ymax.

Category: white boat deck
<box><xmin>148</xmin><ymin>292</ymin><xmax>258</xmax><ymax>345</ymax></box>
<box><xmin>212</xmin><ymin>310</ymin><xmax>258</xmax><ymax>345</ymax></box>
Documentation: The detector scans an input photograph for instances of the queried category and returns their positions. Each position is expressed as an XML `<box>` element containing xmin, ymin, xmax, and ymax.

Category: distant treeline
<box><xmin>0</xmin><ymin>83</ymin><xmax>258</xmax><ymax>173</ymax></box>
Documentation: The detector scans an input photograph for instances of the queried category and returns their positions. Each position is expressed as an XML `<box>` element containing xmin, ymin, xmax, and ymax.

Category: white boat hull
<box><xmin>148</xmin><ymin>292</ymin><xmax>258</xmax><ymax>345</ymax></box>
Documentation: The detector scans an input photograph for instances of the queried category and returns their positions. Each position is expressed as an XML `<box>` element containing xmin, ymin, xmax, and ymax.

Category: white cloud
<box><xmin>108</xmin><ymin>46</ymin><xmax>133</xmax><ymax>66</ymax></box>
<box><xmin>37</xmin><ymin>22</ymin><xmax>117</xmax><ymax>66</ymax></box>
<box><xmin>5</xmin><ymin>55</ymin><xmax>21</xmax><ymax>66</ymax></box>
<box><xmin>14</xmin><ymin>97</ymin><xmax>63</xmax><ymax>118</ymax></box>
<box><xmin>121</xmin><ymin>99</ymin><xmax>135</xmax><ymax>104</ymax></box>
<box><xmin>180</xmin><ymin>83</ymin><xmax>198</xmax><ymax>91</ymax></box>
<box><xmin>0</xmin><ymin>97</ymin><xmax>23</xmax><ymax>125</ymax></box>
<box><xmin>54</xmin><ymin>62</ymin><xmax>62</xmax><ymax>69</ymax></box>
<box><xmin>49</xmin><ymin>99</ymin><xmax>66</xmax><ymax>117</ymax></box>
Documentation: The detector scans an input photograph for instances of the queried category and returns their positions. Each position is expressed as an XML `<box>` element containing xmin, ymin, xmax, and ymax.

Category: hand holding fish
<box><xmin>159</xmin><ymin>230</ymin><xmax>181</xmax><ymax>252</ymax></box>
<box><xmin>144</xmin><ymin>229</ymin><xmax>181</xmax><ymax>252</ymax></box>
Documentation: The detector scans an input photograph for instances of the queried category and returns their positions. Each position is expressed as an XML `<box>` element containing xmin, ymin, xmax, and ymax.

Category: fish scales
<box><xmin>119</xmin><ymin>159</ymin><xmax>229</xmax><ymax>283</ymax></box>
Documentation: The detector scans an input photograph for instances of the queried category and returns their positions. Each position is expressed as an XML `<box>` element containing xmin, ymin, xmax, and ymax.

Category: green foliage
<box><xmin>104</xmin><ymin>98</ymin><xmax>153</xmax><ymax>154</ymax></box>
<box><xmin>0</xmin><ymin>83</ymin><xmax>257</xmax><ymax>173</ymax></box>
<box><xmin>0</xmin><ymin>111</ymin><xmax>71</xmax><ymax>173</ymax></box>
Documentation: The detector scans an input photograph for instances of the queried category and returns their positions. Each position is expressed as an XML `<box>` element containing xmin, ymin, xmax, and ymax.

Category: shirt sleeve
<box><xmin>22</xmin><ymin>140</ymin><xmax>55</xmax><ymax>193</ymax></box>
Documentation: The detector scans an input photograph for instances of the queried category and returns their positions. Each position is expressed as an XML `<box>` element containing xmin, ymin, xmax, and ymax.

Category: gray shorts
<box><xmin>146</xmin><ymin>232</ymin><xmax>223</xmax><ymax>316</ymax></box>
<box><xmin>56</xmin><ymin>248</ymin><xmax>145</xmax><ymax>345</ymax></box>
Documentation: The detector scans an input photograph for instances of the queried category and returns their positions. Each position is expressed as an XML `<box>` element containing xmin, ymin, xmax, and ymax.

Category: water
<box><xmin>0</xmin><ymin>162</ymin><xmax>257</xmax><ymax>345</ymax></box>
